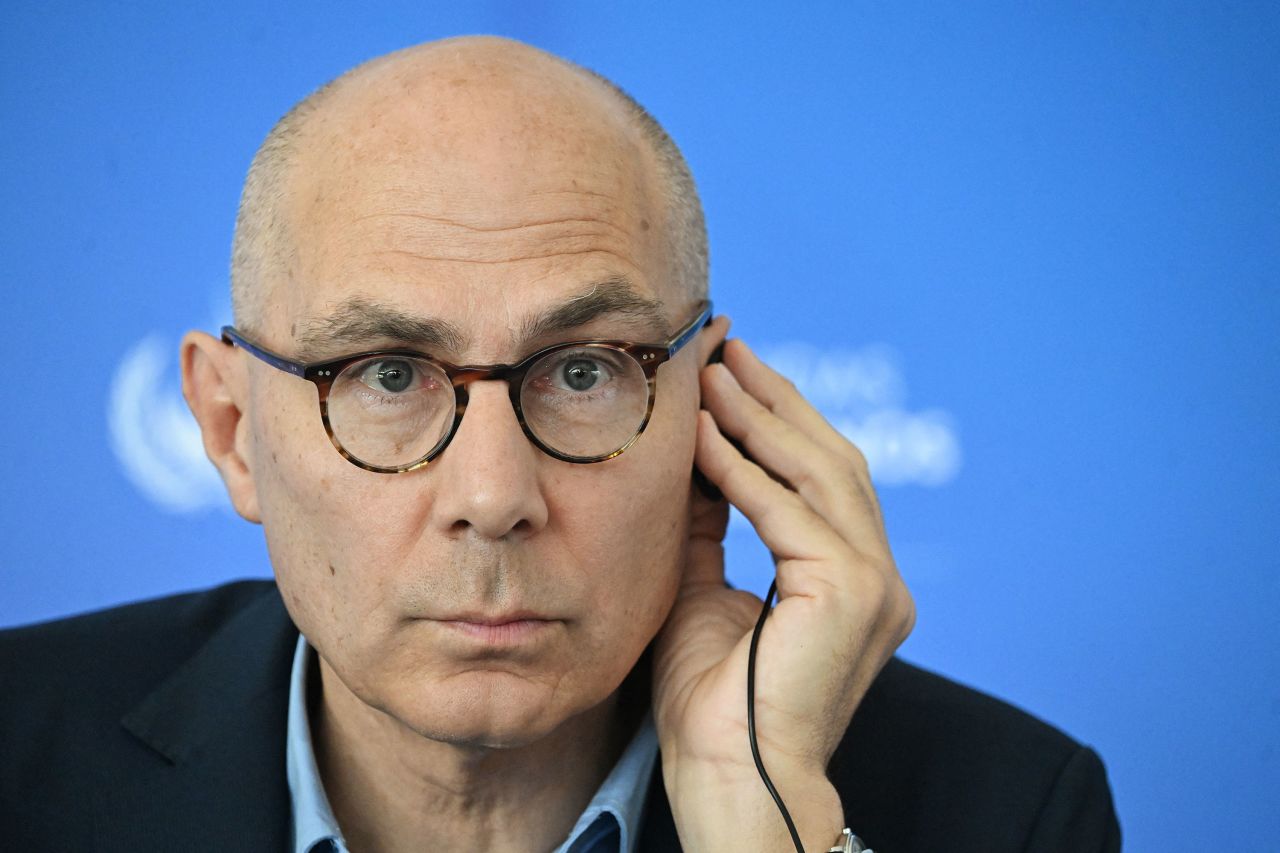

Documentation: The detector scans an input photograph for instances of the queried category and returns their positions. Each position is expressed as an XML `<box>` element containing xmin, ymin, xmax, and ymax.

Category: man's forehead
<box><xmin>292</xmin><ymin>41</ymin><xmax>648</xmax><ymax>199</ymax></box>
<box><xmin>239</xmin><ymin>37</ymin><xmax>689</xmax><ymax>349</ymax></box>
<box><xmin>289</xmin><ymin>277</ymin><xmax>671</xmax><ymax>362</ymax></box>
<box><xmin>279</xmin><ymin>50</ymin><xmax>665</xmax><ymax>294</ymax></box>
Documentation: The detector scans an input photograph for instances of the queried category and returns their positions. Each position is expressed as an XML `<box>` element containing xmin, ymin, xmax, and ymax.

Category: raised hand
<box><xmin>653</xmin><ymin>337</ymin><xmax>915</xmax><ymax>852</ymax></box>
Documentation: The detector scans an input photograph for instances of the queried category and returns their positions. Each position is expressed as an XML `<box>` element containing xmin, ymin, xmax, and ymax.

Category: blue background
<box><xmin>2</xmin><ymin>2</ymin><xmax>1277</xmax><ymax>848</ymax></box>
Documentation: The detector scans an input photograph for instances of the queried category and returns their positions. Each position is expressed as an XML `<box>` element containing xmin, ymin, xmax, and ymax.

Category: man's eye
<box><xmin>550</xmin><ymin>356</ymin><xmax>615</xmax><ymax>393</ymax></box>
<box><xmin>361</xmin><ymin>359</ymin><xmax>417</xmax><ymax>393</ymax></box>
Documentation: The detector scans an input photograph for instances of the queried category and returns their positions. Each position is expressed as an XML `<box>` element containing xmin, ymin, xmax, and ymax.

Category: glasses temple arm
<box><xmin>221</xmin><ymin>326</ymin><xmax>308</xmax><ymax>378</ymax></box>
<box><xmin>666</xmin><ymin>301</ymin><xmax>713</xmax><ymax>356</ymax></box>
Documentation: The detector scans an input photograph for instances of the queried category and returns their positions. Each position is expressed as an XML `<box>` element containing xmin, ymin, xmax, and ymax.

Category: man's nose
<box><xmin>426</xmin><ymin>380</ymin><xmax>550</xmax><ymax>539</ymax></box>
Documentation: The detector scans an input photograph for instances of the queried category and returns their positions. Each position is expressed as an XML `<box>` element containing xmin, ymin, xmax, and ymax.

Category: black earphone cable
<box><xmin>748</xmin><ymin>579</ymin><xmax>807</xmax><ymax>852</ymax></box>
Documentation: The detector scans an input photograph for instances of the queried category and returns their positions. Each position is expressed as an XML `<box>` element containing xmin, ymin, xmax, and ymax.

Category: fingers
<box><xmin>722</xmin><ymin>339</ymin><xmax>870</xmax><ymax>479</ymax></box>
<box><xmin>700</xmin><ymin>350</ymin><xmax>887</xmax><ymax>553</ymax></box>
<box><xmin>695</xmin><ymin>410</ymin><xmax>846</xmax><ymax>567</ymax></box>
<box><xmin>681</xmin><ymin>336</ymin><xmax>917</xmax><ymax>762</ymax></box>
<box><xmin>723</xmin><ymin>338</ymin><xmax>887</xmax><ymax>534</ymax></box>
<box><xmin>696</xmin><ymin>407</ymin><xmax>912</xmax><ymax>642</ymax></box>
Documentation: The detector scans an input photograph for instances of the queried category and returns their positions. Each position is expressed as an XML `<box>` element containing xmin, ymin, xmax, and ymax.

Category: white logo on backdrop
<box><xmin>108</xmin><ymin>335</ymin><xmax>227</xmax><ymax>513</ymax></box>
<box><xmin>108</xmin><ymin>335</ymin><xmax>959</xmax><ymax>514</ymax></box>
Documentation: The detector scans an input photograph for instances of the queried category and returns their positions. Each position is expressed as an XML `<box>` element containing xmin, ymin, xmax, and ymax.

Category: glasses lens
<box><xmin>326</xmin><ymin>355</ymin><xmax>455</xmax><ymax>469</ymax></box>
<box><xmin>519</xmin><ymin>345</ymin><xmax>651</xmax><ymax>459</ymax></box>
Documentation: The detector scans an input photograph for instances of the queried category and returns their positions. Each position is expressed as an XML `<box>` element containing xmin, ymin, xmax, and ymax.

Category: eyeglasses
<box><xmin>221</xmin><ymin>301</ymin><xmax>712</xmax><ymax>474</ymax></box>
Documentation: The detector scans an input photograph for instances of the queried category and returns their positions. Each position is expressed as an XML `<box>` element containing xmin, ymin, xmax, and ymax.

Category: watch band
<box><xmin>828</xmin><ymin>827</ymin><xmax>872</xmax><ymax>853</ymax></box>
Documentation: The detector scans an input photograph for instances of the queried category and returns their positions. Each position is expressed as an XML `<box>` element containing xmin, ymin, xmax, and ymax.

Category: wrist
<box><xmin>664</xmin><ymin>759</ymin><xmax>843</xmax><ymax>853</ymax></box>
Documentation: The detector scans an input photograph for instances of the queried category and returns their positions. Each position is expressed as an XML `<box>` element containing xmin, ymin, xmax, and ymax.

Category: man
<box><xmin>0</xmin><ymin>36</ymin><xmax>1119</xmax><ymax>852</ymax></box>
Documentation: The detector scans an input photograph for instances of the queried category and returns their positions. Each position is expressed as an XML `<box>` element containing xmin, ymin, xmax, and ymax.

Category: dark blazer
<box><xmin>0</xmin><ymin>581</ymin><xmax>1120</xmax><ymax>852</ymax></box>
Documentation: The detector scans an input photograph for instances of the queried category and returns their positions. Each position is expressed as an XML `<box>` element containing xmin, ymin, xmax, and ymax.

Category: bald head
<box><xmin>230</xmin><ymin>37</ymin><xmax>708</xmax><ymax>335</ymax></box>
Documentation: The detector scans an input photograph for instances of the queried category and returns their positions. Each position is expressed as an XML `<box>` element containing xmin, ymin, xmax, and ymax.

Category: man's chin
<box><xmin>381</xmin><ymin>668</ymin><xmax>579</xmax><ymax>750</ymax></box>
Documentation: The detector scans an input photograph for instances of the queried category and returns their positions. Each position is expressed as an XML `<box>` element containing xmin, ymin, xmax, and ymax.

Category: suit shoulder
<box><xmin>0</xmin><ymin>581</ymin><xmax>291</xmax><ymax>848</ymax></box>
<box><xmin>835</xmin><ymin>658</ymin><xmax>1119</xmax><ymax>851</ymax></box>
<box><xmin>0</xmin><ymin>580</ymin><xmax>279</xmax><ymax>707</ymax></box>
<box><xmin>862</xmin><ymin>657</ymin><xmax>1084</xmax><ymax>759</ymax></box>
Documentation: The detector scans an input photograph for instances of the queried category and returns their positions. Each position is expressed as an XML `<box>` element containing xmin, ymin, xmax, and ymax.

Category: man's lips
<box><xmin>439</xmin><ymin>610</ymin><xmax>552</xmax><ymax>625</ymax></box>
<box><xmin>432</xmin><ymin>613</ymin><xmax>561</xmax><ymax>646</ymax></box>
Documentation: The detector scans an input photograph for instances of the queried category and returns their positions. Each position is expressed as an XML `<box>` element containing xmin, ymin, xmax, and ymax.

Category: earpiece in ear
<box><xmin>707</xmin><ymin>340</ymin><xmax>726</xmax><ymax>367</ymax></box>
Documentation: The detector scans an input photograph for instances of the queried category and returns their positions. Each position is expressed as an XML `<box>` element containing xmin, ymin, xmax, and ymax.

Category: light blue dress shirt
<box><xmin>286</xmin><ymin>636</ymin><xmax>659</xmax><ymax>853</ymax></box>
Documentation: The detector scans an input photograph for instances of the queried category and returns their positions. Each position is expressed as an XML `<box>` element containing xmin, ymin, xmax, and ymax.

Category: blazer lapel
<box><xmin>95</xmin><ymin>586</ymin><xmax>298</xmax><ymax>852</ymax></box>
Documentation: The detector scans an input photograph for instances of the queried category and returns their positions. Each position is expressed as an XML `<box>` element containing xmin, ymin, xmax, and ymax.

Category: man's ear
<box><xmin>181</xmin><ymin>331</ymin><xmax>261</xmax><ymax>523</ymax></box>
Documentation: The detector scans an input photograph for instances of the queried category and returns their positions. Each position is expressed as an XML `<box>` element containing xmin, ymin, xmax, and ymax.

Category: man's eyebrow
<box><xmin>291</xmin><ymin>277</ymin><xmax>668</xmax><ymax>362</ymax></box>
<box><xmin>293</xmin><ymin>297</ymin><xmax>467</xmax><ymax>361</ymax></box>
<box><xmin>519</xmin><ymin>277</ymin><xmax>669</xmax><ymax>342</ymax></box>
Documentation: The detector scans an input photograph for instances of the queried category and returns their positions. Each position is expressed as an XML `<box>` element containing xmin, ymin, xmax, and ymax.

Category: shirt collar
<box><xmin>285</xmin><ymin>635</ymin><xmax>345</xmax><ymax>853</ymax></box>
<box><xmin>552</xmin><ymin>702</ymin><xmax>657</xmax><ymax>853</ymax></box>
<box><xmin>285</xmin><ymin>635</ymin><xmax>658</xmax><ymax>853</ymax></box>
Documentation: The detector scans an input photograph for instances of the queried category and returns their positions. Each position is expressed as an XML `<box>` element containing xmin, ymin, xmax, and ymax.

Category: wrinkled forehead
<box><xmin>266</xmin><ymin>50</ymin><xmax>673</xmax><ymax>352</ymax></box>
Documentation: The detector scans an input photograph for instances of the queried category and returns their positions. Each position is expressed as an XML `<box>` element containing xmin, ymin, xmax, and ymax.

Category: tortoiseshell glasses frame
<box><xmin>221</xmin><ymin>301</ymin><xmax>712</xmax><ymax>474</ymax></box>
